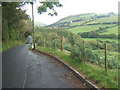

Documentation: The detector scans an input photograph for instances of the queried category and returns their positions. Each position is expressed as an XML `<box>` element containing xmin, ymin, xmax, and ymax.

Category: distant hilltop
<box><xmin>47</xmin><ymin>12</ymin><xmax>117</xmax><ymax>28</ymax></box>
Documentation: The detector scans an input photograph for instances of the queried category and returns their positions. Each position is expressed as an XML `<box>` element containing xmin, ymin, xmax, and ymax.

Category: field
<box><xmin>86</xmin><ymin>16</ymin><xmax>118</xmax><ymax>24</ymax></box>
<box><xmin>83</xmin><ymin>38</ymin><xmax>118</xmax><ymax>43</ymax></box>
<box><xmin>67</xmin><ymin>24</ymin><xmax>116</xmax><ymax>34</ymax></box>
<box><xmin>99</xmin><ymin>26</ymin><xmax>118</xmax><ymax>35</ymax></box>
<box><xmin>57</xmin><ymin>13</ymin><xmax>97</xmax><ymax>23</ymax></box>
<box><xmin>68</xmin><ymin>21</ymin><xmax>85</xmax><ymax>26</ymax></box>
<box><xmin>49</xmin><ymin>13</ymin><xmax>118</xmax><ymax>36</ymax></box>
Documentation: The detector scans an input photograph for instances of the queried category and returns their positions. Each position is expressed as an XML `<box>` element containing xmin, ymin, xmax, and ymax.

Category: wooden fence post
<box><xmin>83</xmin><ymin>40</ymin><xmax>85</xmax><ymax>62</ymax></box>
<box><xmin>104</xmin><ymin>43</ymin><xmax>108</xmax><ymax>74</ymax></box>
<box><xmin>44</xmin><ymin>38</ymin><xmax>45</xmax><ymax>47</ymax></box>
<box><xmin>83</xmin><ymin>40</ymin><xmax>84</xmax><ymax>44</ymax></box>
<box><xmin>61</xmin><ymin>36</ymin><xmax>64</xmax><ymax>52</ymax></box>
<box><xmin>54</xmin><ymin>39</ymin><xmax>56</xmax><ymax>49</ymax></box>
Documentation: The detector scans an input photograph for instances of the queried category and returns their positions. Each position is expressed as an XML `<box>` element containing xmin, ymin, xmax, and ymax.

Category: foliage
<box><xmin>35</xmin><ymin>27</ymin><xmax>118</xmax><ymax>69</ymax></box>
<box><xmin>35</xmin><ymin>27</ymin><xmax>84</xmax><ymax>61</ymax></box>
<box><xmin>2</xmin><ymin>2</ymin><xmax>33</xmax><ymax>52</ymax></box>
<box><xmin>2</xmin><ymin>40</ymin><xmax>25</xmax><ymax>52</ymax></box>
<box><xmin>2</xmin><ymin>2</ymin><xmax>31</xmax><ymax>42</ymax></box>
<box><xmin>37</xmin><ymin>2</ymin><xmax>62</xmax><ymax>16</ymax></box>
<box><xmin>2</xmin><ymin>1</ymin><xmax>63</xmax><ymax>51</ymax></box>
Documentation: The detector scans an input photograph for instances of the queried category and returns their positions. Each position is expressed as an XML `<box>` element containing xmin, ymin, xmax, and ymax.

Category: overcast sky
<box><xmin>23</xmin><ymin>0</ymin><xmax>120</xmax><ymax>25</ymax></box>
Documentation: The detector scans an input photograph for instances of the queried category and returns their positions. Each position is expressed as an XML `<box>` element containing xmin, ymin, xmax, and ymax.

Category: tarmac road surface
<box><xmin>2</xmin><ymin>44</ymin><xmax>87</xmax><ymax>88</ymax></box>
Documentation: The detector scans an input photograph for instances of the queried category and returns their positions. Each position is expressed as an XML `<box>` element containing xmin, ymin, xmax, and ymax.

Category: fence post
<box><xmin>83</xmin><ymin>40</ymin><xmax>85</xmax><ymax>62</ymax></box>
<box><xmin>104</xmin><ymin>43</ymin><xmax>108</xmax><ymax>74</ymax></box>
<box><xmin>44</xmin><ymin>38</ymin><xmax>45</xmax><ymax>47</ymax></box>
<box><xmin>61</xmin><ymin>36</ymin><xmax>64</xmax><ymax>52</ymax></box>
<box><xmin>54</xmin><ymin>39</ymin><xmax>56</xmax><ymax>49</ymax></box>
<box><xmin>83</xmin><ymin>40</ymin><xmax>84</xmax><ymax>44</ymax></box>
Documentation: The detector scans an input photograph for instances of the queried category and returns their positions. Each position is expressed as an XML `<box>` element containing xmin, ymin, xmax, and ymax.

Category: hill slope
<box><xmin>48</xmin><ymin>13</ymin><xmax>118</xmax><ymax>35</ymax></box>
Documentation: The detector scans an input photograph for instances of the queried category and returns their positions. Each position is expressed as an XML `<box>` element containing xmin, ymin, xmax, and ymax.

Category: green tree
<box><xmin>37</xmin><ymin>2</ymin><xmax>62</xmax><ymax>16</ymax></box>
<box><xmin>2</xmin><ymin>2</ymin><xmax>30</xmax><ymax>41</ymax></box>
<box><xmin>29</xmin><ymin>1</ymin><xmax>62</xmax><ymax>49</ymax></box>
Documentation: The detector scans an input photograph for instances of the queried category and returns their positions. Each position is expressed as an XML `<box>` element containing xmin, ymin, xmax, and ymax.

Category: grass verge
<box><xmin>2</xmin><ymin>40</ymin><xmax>25</xmax><ymax>52</ymax></box>
<box><xmin>37</xmin><ymin>46</ymin><xmax>118</xmax><ymax>88</ymax></box>
<box><xmin>0</xmin><ymin>43</ymin><xmax>2</xmax><ymax>52</ymax></box>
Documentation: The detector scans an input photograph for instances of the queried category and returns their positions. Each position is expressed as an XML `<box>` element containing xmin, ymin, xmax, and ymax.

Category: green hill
<box><xmin>48</xmin><ymin>12</ymin><xmax>118</xmax><ymax>36</ymax></box>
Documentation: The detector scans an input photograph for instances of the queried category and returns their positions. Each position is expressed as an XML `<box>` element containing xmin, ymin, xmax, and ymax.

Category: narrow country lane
<box><xmin>2</xmin><ymin>44</ymin><xmax>88</xmax><ymax>88</ymax></box>
<box><xmin>2</xmin><ymin>44</ymin><xmax>29</xmax><ymax>88</ymax></box>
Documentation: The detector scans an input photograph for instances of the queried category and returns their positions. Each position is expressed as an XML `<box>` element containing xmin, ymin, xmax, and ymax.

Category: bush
<box><xmin>35</xmin><ymin>27</ymin><xmax>118</xmax><ymax>69</ymax></box>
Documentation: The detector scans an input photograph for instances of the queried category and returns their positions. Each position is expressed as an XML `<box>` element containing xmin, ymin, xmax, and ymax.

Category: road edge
<box><xmin>33</xmin><ymin>49</ymin><xmax>101</xmax><ymax>90</ymax></box>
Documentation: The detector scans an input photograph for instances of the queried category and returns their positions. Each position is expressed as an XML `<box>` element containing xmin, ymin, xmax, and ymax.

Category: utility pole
<box><xmin>31</xmin><ymin>2</ymin><xmax>35</xmax><ymax>50</ymax></box>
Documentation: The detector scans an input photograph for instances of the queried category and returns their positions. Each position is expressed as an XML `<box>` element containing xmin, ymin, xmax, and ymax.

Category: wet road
<box><xmin>2</xmin><ymin>44</ymin><xmax>86</xmax><ymax>88</ymax></box>
<box><xmin>2</xmin><ymin>44</ymin><xmax>29</xmax><ymax>88</ymax></box>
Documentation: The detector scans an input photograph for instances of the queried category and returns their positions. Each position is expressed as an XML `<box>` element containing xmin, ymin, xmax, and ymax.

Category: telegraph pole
<box><xmin>31</xmin><ymin>2</ymin><xmax>35</xmax><ymax>50</ymax></box>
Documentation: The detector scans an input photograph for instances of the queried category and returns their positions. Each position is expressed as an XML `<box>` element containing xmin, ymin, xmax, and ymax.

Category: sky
<box><xmin>23</xmin><ymin>0</ymin><xmax>120</xmax><ymax>25</ymax></box>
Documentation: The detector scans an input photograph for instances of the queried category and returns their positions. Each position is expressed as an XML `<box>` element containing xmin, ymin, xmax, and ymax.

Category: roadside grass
<box><xmin>2</xmin><ymin>40</ymin><xmax>25</xmax><ymax>52</ymax></box>
<box><xmin>78</xmin><ymin>62</ymin><xmax>118</xmax><ymax>88</ymax></box>
<box><xmin>0</xmin><ymin>43</ymin><xmax>2</xmax><ymax>52</ymax></box>
<box><xmin>0</xmin><ymin>47</ymin><xmax>1</xmax><ymax>52</ymax></box>
<box><xmin>36</xmin><ymin>46</ymin><xmax>118</xmax><ymax>88</ymax></box>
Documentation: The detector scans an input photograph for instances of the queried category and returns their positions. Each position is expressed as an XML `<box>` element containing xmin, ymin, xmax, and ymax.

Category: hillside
<box><xmin>48</xmin><ymin>12</ymin><xmax>118</xmax><ymax>35</ymax></box>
